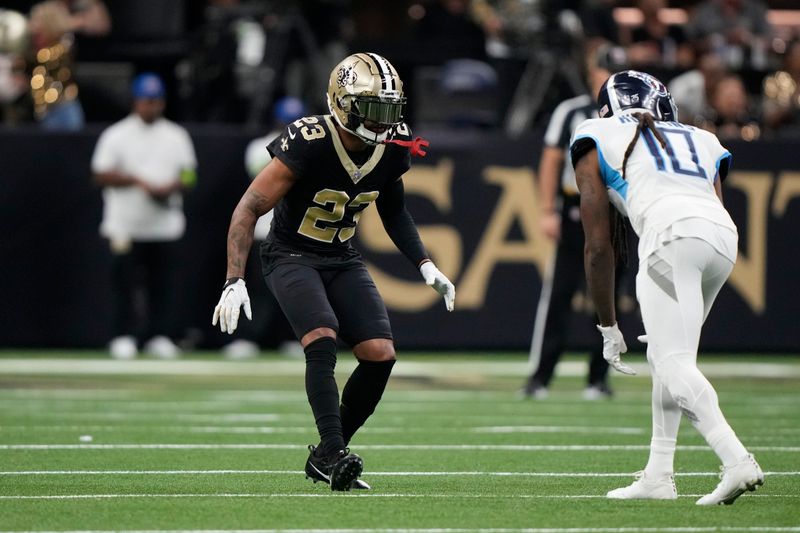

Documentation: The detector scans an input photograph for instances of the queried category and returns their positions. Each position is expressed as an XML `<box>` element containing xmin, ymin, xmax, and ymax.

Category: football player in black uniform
<box><xmin>212</xmin><ymin>53</ymin><xmax>455</xmax><ymax>491</ymax></box>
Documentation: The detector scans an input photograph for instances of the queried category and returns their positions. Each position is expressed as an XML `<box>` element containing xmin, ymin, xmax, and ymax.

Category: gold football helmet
<box><xmin>327</xmin><ymin>52</ymin><xmax>406</xmax><ymax>144</ymax></box>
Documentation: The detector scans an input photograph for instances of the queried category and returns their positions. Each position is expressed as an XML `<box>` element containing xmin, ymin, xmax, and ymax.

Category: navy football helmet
<box><xmin>597</xmin><ymin>70</ymin><xmax>677</xmax><ymax>121</ymax></box>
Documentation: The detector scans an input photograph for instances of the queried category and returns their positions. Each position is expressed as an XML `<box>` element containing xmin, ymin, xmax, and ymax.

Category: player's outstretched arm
<box><xmin>714</xmin><ymin>174</ymin><xmax>724</xmax><ymax>204</ymax></box>
<box><xmin>575</xmin><ymin>150</ymin><xmax>615</xmax><ymax>326</ymax></box>
<box><xmin>575</xmin><ymin>149</ymin><xmax>635</xmax><ymax>375</ymax></box>
<box><xmin>376</xmin><ymin>178</ymin><xmax>455</xmax><ymax>311</ymax></box>
<box><xmin>212</xmin><ymin>158</ymin><xmax>295</xmax><ymax>334</ymax></box>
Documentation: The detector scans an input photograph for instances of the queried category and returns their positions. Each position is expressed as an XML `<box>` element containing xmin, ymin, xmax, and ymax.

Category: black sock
<box><xmin>340</xmin><ymin>358</ymin><xmax>396</xmax><ymax>445</ymax></box>
<box><xmin>304</xmin><ymin>337</ymin><xmax>345</xmax><ymax>455</ymax></box>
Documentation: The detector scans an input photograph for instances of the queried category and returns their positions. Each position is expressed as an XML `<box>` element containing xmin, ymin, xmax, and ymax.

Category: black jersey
<box><xmin>266</xmin><ymin>115</ymin><xmax>412</xmax><ymax>255</ymax></box>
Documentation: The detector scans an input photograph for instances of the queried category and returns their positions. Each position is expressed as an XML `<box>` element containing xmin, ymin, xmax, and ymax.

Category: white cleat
<box><xmin>109</xmin><ymin>336</ymin><xmax>138</xmax><ymax>360</ymax></box>
<box><xmin>696</xmin><ymin>454</ymin><xmax>764</xmax><ymax>506</ymax></box>
<box><xmin>143</xmin><ymin>335</ymin><xmax>181</xmax><ymax>359</ymax></box>
<box><xmin>607</xmin><ymin>471</ymin><xmax>677</xmax><ymax>500</ymax></box>
<box><xmin>222</xmin><ymin>339</ymin><xmax>259</xmax><ymax>359</ymax></box>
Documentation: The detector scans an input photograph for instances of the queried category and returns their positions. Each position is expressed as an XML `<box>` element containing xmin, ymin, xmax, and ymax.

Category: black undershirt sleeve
<box><xmin>570</xmin><ymin>137</ymin><xmax>597</xmax><ymax>170</ymax></box>
<box><xmin>375</xmin><ymin>178</ymin><xmax>429</xmax><ymax>268</ymax></box>
<box><xmin>718</xmin><ymin>155</ymin><xmax>731</xmax><ymax>181</ymax></box>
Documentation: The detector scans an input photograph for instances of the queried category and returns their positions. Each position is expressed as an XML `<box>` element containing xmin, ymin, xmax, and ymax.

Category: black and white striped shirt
<box><xmin>543</xmin><ymin>94</ymin><xmax>598</xmax><ymax>195</ymax></box>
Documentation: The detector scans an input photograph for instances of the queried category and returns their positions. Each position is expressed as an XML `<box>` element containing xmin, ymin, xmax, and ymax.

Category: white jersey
<box><xmin>571</xmin><ymin>112</ymin><xmax>738</xmax><ymax>263</ymax></box>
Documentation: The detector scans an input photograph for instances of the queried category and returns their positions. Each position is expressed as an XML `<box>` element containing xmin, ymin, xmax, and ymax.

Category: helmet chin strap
<box><xmin>353</xmin><ymin>123</ymin><xmax>389</xmax><ymax>145</ymax></box>
<box><xmin>329</xmin><ymin>108</ymin><xmax>388</xmax><ymax>145</ymax></box>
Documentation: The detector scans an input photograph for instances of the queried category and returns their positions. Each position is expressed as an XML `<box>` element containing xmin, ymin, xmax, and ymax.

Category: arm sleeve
<box><xmin>376</xmin><ymin>178</ymin><xmax>429</xmax><ymax>268</ymax></box>
<box><xmin>570</xmin><ymin>136</ymin><xmax>597</xmax><ymax>170</ymax></box>
<box><xmin>705</xmin><ymin>130</ymin><xmax>732</xmax><ymax>182</ymax></box>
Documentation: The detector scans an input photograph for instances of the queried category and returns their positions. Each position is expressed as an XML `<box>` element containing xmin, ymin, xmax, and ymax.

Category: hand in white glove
<box><xmin>212</xmin><ymin>278</ymin><xmax>252</xmax><ymax>334</ymax></box>
<box><xmin>597</xmin><ymin>323</ymin><xmax>636</xmax><ymax>375</ymax></box>
<box><xmin>637</xmin><ymin>334</ymin><xmax>648</xmax><ymax>344</ymax></box>
<box><xmin>420</xmin><ymin>261</ymin><xmax>455</xmax><ymax>312</ymax></box>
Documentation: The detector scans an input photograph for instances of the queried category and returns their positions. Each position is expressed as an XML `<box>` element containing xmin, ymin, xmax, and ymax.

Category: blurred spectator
<box><xmin>179</xmin><ymin>0</ymin><xmax>331</xmax><ymax>124</ymax></box>
<box><xmin>178</xmin><ymin>0</ymin><xmax>257</xmax><ymax>122</ymax></box>
<box><xmin>0</xmin><ymin>9</ymin><xmax>32</xmax><ymax>125</ymax></box>
<box><xmin>413</xmin><ymin>0</ymin><xmax>486</xmax><ymax>62</ymax></box>
<box><xmin>471</xmin><ymin>0</ymin><xmax>547</xmax><ymax>123</ymax></box>
<box><xmin>64</xmin><ymin>0</ymin><xmax>111</xmax><ymax>37</ymax></box>
<box><xmin>28</xmin><ymin>0</ymin><xmax>85</xmax><ymax>130</ymax></box>
<box><xmin>697</xmin><ymin>73</ymin><xmax>761</xmax><ymax>140</ymax></box>
<box><xmin>686</xmin><ymin>0</ymin><xmax>772</xmax><ymax>70</ymax></box>
<box><xmin>761</xmin><ymin>39</ymin><xmax>800</xmax><ymax>135</ymax></box>
<box><xmin>223</xmin><ymin>96</ymin><xmax>308</xmax><ymax>359</ymax></box>
<box><xmin>625</xmin><ymin>0</ymin><xmax>693</xmax><ymax>69</ymax></box>
<box><xmin>91</xmin><ymin>73</ymin><xmax>197</xmax><ymax>359</ymax></box>
<box><xmin>668</xmin><ymin>52</ymin><xmax>728</xmax><ymax>124</ymax></box>
<box><xmin>579</xmin><ymin>0</ymin><xmax>620</xmax><ymax>47</ymax></box>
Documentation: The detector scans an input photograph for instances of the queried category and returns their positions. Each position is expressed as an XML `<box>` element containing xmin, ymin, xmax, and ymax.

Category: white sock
<box><xmin>644</xmin><ymin>438</ymin><xmax>677</xmax><ymax>479</ymax></box>
<box><xmin>644</xmin><ymin>370</ymin><xmax>679</xmax><ymax>478</ymax></box>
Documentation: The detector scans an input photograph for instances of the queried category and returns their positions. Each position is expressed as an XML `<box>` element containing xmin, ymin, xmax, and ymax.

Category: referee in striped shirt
<box><xmin>522</xmin><ymin>63</ymin><xmax>617</xmax><ymax>400</ymax></box>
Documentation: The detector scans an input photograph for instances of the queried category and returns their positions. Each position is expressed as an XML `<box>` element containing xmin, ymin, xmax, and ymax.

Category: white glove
<box><xmin>212</xmin><ymin>278</ymin><xmax>252</xmax><ymax>334</ymax></box>
<box><xmin>420</xmin><ymin>261</ymin><xmax>455</xmax><ymax>312</ymax></box>
<box><xmin>637</xmin><ymin>334</ymin><xmax>648</xmax><ymax>344</ymax></box>
<box><xmin>597</xmin><ymin>323</ymin><xmax>636</xmax><ymax>375</ymax></box>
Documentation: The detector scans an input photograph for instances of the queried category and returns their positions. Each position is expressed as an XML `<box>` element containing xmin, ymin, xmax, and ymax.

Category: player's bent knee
<box><xmin>301</xmin><ymin>327</ymin><xmax>337</xmax><ymax>348</ymax></box>
<box><xmin>353</xmin><ymin>338</ymin><xmax>396</xmax><ymax>362</ymax></box>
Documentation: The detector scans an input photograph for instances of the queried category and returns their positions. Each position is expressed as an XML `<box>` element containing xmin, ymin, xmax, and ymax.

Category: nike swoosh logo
<box><xmin>308</xmin><ymin>462</ymin><xmax>330</xmax><ymax>482</ymax></box>
<box><xmin>287</xmin><ymin>128</ymin><xmax>296</xmax><ymax>140</ymax></box>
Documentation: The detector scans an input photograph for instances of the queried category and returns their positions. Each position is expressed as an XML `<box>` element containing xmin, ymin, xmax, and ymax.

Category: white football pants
<box><xmin>636</xmin><ymin>231</ymin><xmax>748</xmax><ymax>473</ymax></box>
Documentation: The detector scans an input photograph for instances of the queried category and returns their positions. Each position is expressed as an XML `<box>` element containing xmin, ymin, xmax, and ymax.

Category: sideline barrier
<box><xmin>1</xmin><ymin>126</ymin><xmax>798</xmax><ymax>350</ymax></box>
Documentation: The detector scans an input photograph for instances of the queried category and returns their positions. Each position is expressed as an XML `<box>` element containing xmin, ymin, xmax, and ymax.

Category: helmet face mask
<box><xmin>597</xmin><ymin>70</ymin><xmax>678</xmax><ymax>122</ymax></box>
<box><xmin>328</xmin><ymin>53</ymin><xmax>406</xmax><ymax>144</ymax></box>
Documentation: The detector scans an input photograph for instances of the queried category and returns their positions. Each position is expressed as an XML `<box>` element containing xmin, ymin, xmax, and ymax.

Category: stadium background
<box><xmin>2</xmin><ymin>0</ymin><xmax>799</xmax><ymax>352</ymax></box>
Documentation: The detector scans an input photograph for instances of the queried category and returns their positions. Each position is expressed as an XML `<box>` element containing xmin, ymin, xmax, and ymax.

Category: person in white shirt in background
<box><xmin>91</xmin><ymin>72</ymin><xmax>197</xmax><ymax>359</ymax></box>
<box><xmin>222</xmin><ymin>96</ymin><xmax>307</xmax><ymax>359</ymax></box>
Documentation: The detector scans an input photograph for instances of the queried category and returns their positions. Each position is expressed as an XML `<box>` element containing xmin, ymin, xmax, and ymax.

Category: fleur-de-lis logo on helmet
<box><xmin>336</xmin><ymin>63</ymin><xmax>358</xmax><ymax>88</ymax></box>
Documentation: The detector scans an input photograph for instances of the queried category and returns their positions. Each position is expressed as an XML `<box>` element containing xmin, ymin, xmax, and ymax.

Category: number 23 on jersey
<box><xmin>298</xmin><ymin>189</ymin><xmax>380</xmax><ymax>243</ymax></box>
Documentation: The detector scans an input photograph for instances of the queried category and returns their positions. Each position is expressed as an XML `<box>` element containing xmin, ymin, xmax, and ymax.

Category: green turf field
<box><xmin>0</xmin><ymin>352</ymin><xmax>798</xmax><ymax>532</ymax></box>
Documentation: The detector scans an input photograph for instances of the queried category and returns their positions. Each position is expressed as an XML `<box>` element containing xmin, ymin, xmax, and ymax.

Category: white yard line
<box><xmin>0</xmin><ymin>358</ymin><xmax>798</xmax><ymax>379</ymax></box>
<box><xmin>1</xmin><ymin>444</ymin><xmax>798</xmax><ymax>452</ymax></box>
<box><xmin>0</xmin><ymin>493</ymin><xmax>795</xmax><ymax>501</ymax></box>
<box><xmin>0</xmin><ymin>469</ymin><xmax>796</xmax><ymax>477</ymax></box>
<box><xmin>0</xmin><ymin>424</ymin><xmax>647</xmax><ymax>436</ymax></box>
<box><xmin>472</xmin><ymin>426</ymin><xmax>644</xmax><ymax>434</ymax></box>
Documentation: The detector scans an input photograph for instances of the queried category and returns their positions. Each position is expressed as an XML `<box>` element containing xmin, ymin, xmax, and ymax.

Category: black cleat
<box><xmin>330</xmin><ymin>451</ymin><xmax>363</xmax><ymax>491</ymax></box>
<box><xmin>304</xmin><ymin>445</ymin><xmax>366</xmax><ymax>491</ymax></box>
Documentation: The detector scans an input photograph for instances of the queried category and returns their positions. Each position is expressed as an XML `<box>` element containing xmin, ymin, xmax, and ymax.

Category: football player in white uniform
<box><xmin>570</xmin><ymin>70</ymin><xmax>764</xmax><ymax>505</ymax></box>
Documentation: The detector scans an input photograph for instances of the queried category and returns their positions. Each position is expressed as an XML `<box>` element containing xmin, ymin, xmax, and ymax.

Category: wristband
<box><xmin>223</xmin><ymin>277</ymin><xmax>244</xmax><ymax>289</ymax></box>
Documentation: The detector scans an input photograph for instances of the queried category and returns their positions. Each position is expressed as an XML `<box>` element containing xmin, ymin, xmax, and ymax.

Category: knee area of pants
<box><xmin>366</xmin><ymin>348</ymin><xmax>396</xmax><ymax>363</ymax></box>
<box><xmin>304</xmin><ymin>336</ymin><xmax>337</xmax><ymax>362</ymax></box>
<box><xmin>651</xmin><ymin>352</ymin><xmax>694</xmax><ymax>383</ymax></box>
<box><xmin>359</xmin><ymin>355</ymin><xmax>397</xmax><ymax>367</ymax></box>
<box><xmin>355</xmin><ymin>339</ymin><xmax>396</xmax><ymax>362</ymax></box>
